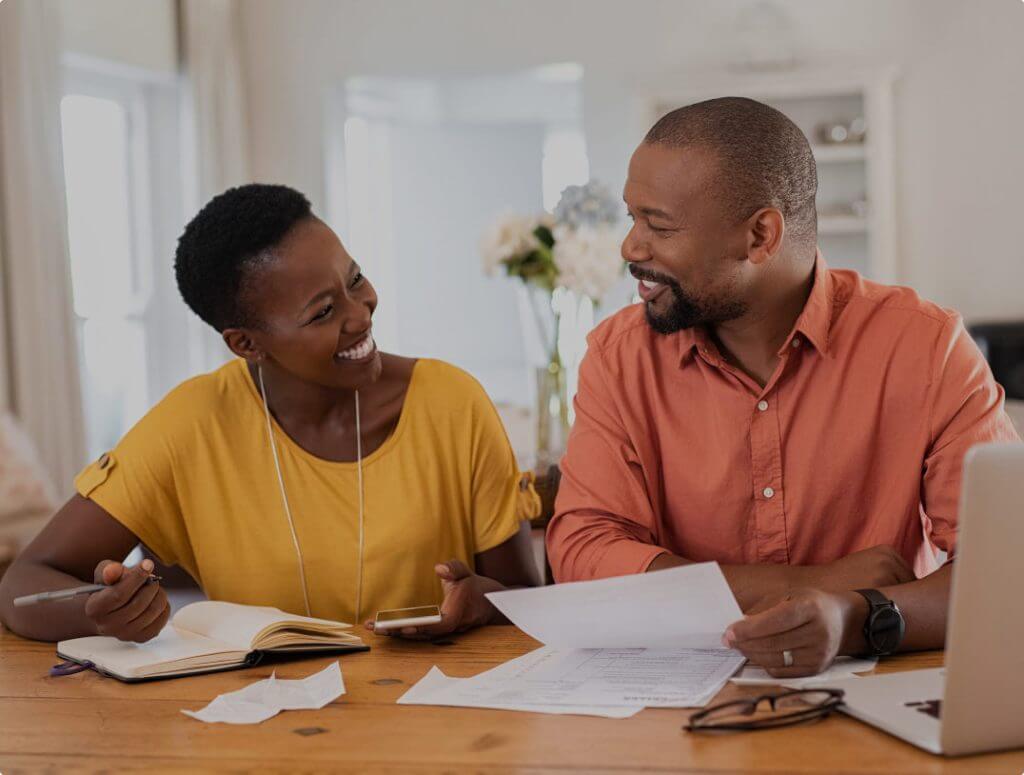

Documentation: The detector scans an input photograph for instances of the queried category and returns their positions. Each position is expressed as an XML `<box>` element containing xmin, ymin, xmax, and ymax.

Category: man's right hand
<box><xmin>804</xmin><ymin>545</ymin><xmax>915</xmax><ymax>592</ymax></box>
<box><xmin>83</xmin><ymin>559</ymin><xmax>170</xmax><ymax>642</ymax></box>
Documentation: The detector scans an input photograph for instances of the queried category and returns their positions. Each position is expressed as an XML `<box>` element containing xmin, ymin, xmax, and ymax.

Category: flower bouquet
<box><xmin>480</xmin><ymin>181</ymin><xmax>623</xmax><ymax>464</ymax></box>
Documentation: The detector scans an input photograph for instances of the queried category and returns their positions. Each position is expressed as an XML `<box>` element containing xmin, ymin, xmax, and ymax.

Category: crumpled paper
<box><xmin>182</xmin><ymin>662</ymin><xmax>345</xmax><ymax>724</ymax></box>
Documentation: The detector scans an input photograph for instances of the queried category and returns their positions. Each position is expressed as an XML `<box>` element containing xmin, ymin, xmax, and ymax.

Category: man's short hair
<box><xmin>174</xmin><ymin>184</ymin><xmax>313</xmax><ymax>331</ymax></box>
<box><xmin>644</xmin><ymin>96</ymin><xmax>818</xmax><ymax>245</ymax></box>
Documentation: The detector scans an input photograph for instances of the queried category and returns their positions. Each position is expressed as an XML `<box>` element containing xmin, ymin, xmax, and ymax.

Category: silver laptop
<box><xmin>830</xmin><ymin>442</ymin><xmax>1024</xmax><ymax>756</ymax></box>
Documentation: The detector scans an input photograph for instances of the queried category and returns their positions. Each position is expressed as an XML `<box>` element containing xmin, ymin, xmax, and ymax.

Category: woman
<box><xmin>0</xmin><ymin>184</ymin><xmax>540</xmax><ymax>643</ymax></box>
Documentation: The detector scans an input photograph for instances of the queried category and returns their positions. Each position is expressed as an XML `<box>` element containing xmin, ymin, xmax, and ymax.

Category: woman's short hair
<box><xmin>175</xmin><ymin>183</ymin><xmax>312</xmax><ymax>331</ymax></box>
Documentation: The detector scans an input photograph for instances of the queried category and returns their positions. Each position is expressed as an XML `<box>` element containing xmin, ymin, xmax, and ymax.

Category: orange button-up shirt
<box><xmin>547</xmin><ymin>257</ymin><xmax>1018</xmax><ymax>582</ymax></box>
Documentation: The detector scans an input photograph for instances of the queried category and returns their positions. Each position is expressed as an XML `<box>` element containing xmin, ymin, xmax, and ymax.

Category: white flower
<box><xmin>553</xmin><ymin>181</ymin><xmax>621</xmax><ymax>229</ymax></box>
<box><xmin>479</xmin><ymin>213</ymin><xmax>550</xmax><ymax>275</ymax></box>
<box><xmin>552</xmin><ymin>224</ymin><xmax>625</xmax><ymax>302</ymax></box>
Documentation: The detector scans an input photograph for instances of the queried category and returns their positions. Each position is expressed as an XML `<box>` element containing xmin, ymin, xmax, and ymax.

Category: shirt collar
<box><xmin>783</xmin><ymin>249</ymin><xmax>833</xmax><ymax>357</ymax></box>
<box><xmin>677</xmin><ymin>249</ymin><xmax>833</xmax><ymax>367</ymax></box>
<box><xmin>677</xmin><ymin>326</ymin><xmax>707</xmax><ymax>366</ymax></box>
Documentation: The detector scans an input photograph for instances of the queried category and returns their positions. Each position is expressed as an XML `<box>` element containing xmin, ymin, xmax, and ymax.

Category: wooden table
<box><xmin>1</xmin><ymin>625</ymin><xmax>1022</xmax><ymax>773</ymax></box>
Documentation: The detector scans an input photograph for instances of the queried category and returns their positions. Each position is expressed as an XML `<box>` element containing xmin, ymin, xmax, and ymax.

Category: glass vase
<box><xmin>535</xmin><ymin>350</ymin><xmax>570</xmax><ymax>468</ymax></box>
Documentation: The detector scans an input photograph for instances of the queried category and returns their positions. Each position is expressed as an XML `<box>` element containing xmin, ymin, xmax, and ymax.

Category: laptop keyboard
<box><xmin>904</xmin><ymin>699</ymin><xmax>942</xmax><ymax>719</ymax></box>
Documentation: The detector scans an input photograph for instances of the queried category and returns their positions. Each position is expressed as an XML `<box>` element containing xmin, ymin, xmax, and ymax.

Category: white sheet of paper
<box><xmin>730</xmin><ymin>656</ymin><xmax>878</xmax><ymax>688</ymax></box>
<box><xmin>399</xmin><ymin>665</ymin><xmax>643</xmax><ymax>718</ymax></box>
<box><xmin>398</xmin><ymin>648</ymin><xmax>643</xmax><ymax>717</ymax></box>
<box><xmin>182</xmin><ymin>661</ymin><xmax>345</xmax><ymax>724</ymax></box>
<box><xmin>485</xmin><ymin>562</ymin><xmax>743</xmax><ymax>649</ymax></box>
<box><xmin>400</xmin><ymin>563</ymin><xmax>746</xmax><ymax>716</ymax></box>
<box><xmin>400</xmin><ymin>645</ymin><xmax>743</xmax><ymax>713</ymax></box>
<box><xmin>525</xmin><ymin>647</ymin><xmax>746</xmax><ymax>707</ymax></box>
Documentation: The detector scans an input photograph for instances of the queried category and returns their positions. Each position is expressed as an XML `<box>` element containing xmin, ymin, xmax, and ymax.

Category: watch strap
<box><xmin>855</xmin><ymin>588</ymin><xmax>891</xmax><ymax>609</ymax></box>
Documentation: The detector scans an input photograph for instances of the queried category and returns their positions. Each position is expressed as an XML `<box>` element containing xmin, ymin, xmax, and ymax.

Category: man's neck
<box><xmin>711</xmin><ymin>256</ymin><xmax>816</xmax><ymax>388</ymax></box>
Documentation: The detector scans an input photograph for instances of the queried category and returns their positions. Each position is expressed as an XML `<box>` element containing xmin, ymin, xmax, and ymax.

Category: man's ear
<box><xmin>745</xmin><ymin>207</ymin><xmax>785</xmax><ymax>266</ymax></box>
<box><xmin>222</xmin><ymin>328</ymin><xmax>264</xmax><ymax>362</ymax></box>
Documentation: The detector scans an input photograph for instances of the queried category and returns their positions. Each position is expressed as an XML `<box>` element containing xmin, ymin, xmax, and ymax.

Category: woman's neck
<box><xmin>249</xmin><ymin>360</ymin><xmax>357</xmax><ymax>431</ymax></box>
<box><xmin>246</xmin><ymin>354</ymin><xmax>416</xmax><ymax>463</ymax></box>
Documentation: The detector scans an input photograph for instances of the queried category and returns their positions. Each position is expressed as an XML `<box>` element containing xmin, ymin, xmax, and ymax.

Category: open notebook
<box><xmin>57</xmin><ymin>601</ymin><xmax>368</xmax><ymax>682</ymax></box>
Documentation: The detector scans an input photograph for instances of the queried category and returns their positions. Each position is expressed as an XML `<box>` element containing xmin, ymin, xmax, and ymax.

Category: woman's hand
<box><xmin>364</xmin><ymin>559</ymin><xmax>504</xmax><ymax>640</ymax></box>
<box><xmin>83</xmin><ymin>558</ymin><xmax>171</xmax><ymax>643</ymax></box>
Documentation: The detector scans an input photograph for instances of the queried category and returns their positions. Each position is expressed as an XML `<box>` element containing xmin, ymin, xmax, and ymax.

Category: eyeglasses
<box><xmin>685</xmin><ymin>688</ymin><xmax>845</xmax><ymax>733</ymax></box>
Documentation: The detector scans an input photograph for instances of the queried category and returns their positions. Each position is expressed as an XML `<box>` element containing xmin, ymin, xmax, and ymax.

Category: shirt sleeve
<box><xmin>546</xmin><ymin>338</ymin><xmax>667</xmax><ymax>582</ymax></box>
<box><xmin>468</xmin><ymin>383</ymin><xmax>529</xmax><ymax>554</ymax></box>
<box><xmin>922</xmin><ymin>315</ymin><xmax>1020</xmax><ymax>555</ymax></box>
<box><xmin>73</xmin><ymin>406</ymin><xmax>194</xmax><ymax>572</ymax></box>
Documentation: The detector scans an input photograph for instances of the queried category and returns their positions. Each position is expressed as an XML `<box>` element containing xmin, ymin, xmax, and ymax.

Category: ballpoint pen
<box><xmin>13</xmin><ymin>575</ymin><xmax>162</xmax><ymax>607</ymax></box>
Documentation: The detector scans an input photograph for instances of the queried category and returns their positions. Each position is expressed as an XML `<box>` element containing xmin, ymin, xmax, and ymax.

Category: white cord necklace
<box><xmin>258</xmin><ymin>364</ymin><xmax>365</xmax><ymax>622</ymax></box>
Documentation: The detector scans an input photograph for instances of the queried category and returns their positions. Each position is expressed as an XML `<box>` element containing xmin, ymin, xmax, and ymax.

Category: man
<box><xmin>546</xmin><ymin>97</ymin><xmax>1018</xmax><ymax>677</ymax></box>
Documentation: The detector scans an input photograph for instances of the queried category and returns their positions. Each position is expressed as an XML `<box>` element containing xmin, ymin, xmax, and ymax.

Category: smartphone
<box><xmin>373</xmin><ymin>605</ymin><xmax>443</xmax><ymax>631</ymax></box>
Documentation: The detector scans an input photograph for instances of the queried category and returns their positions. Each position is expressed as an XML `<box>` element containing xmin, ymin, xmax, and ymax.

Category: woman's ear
<box><xmin>222</xmin><ymin>328</ymin><xmax>263</xmax><ymax>362</ymax></box>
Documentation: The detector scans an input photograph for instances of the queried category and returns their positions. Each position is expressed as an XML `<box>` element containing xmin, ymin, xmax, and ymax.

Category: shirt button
<box><xmin>763</xmin><ymin>487</ymin><xmax>775</xmax><ymax>499</ymax></box>
<box><xmin>757</xmin><ymin>400</ymin><xmax>769</xmax><ymax>412</ymax></box>
<box><xmin>792</xmin><ymin>339</ymin><xmax>802</xmax><ymax>348</ymax></box>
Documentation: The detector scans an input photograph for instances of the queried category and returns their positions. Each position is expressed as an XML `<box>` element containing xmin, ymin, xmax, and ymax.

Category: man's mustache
<box><xmin>628</xmin><ymin>264</ymin><xmax>678</xmax><ymax>287</ymax></box>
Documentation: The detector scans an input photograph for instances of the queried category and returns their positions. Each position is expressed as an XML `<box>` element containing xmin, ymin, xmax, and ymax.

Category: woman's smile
<box><xmin>334</xmin><ymin>331</ymin><xmax>377</xmax><ymax>364</ymax></box>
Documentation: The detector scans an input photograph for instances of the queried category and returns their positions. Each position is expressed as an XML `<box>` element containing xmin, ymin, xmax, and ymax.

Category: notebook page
<box><xmin>58</xmin><ymin>626</ymin><xmax>245</xmax><ymax>678</ymax></box>
<box><xmin>171</xmin><ymin>601</ymin><xmax>353</xmax><ymax>650</ymax></box>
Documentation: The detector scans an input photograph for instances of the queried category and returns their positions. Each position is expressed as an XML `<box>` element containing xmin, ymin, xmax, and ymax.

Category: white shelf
<box><xmin>819</xmin><ymin>215</ymin><xmax>868</xmax><ymax>235</ymax></box>
<box><xmin>812</xmin><ymin>144</ymin><xmax>867</xmax><ymax>163</ymax></box>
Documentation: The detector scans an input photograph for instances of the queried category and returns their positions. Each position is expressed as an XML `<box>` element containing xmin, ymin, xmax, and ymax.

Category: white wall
<box><xmin>60</xmin><ymin>0</ymin><xmax>177</xmax><ymax>74</ymax></box>
<box><xmin>237</xmin><ymin>0</ymin><xmax>1024</xmax><ymax>322</ymax></box>
<box><xmin>895</xmin><ymin>0</ymin><xmax>1024</xmax><ymax>319</ymax></box>
<box><xmin>385</xmin><ymin>121</ymin><xmax>544</xmax><ymax>402</ymax></box>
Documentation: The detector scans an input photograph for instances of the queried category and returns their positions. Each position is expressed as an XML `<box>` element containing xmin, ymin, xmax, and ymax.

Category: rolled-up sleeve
<box><xmin>546</xmin><ymin>337</ymin><xmax>666</xmax><ymax>581</ymax></box>
<box><xmin>922</xmin><ymin>315</ymin><xmax>1020</xmax><ymax>555</ymax></box>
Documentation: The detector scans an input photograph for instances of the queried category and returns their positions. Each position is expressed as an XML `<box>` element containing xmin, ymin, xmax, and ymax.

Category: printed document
<box><xmin>398</xmin><ymin>563</ymin><xmax>746</xmax><ymax>715</ymax></box>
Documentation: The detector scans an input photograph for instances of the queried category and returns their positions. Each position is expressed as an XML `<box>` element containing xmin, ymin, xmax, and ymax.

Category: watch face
<box><xmin>869</xmin><ymin>607</ymin><xmax>904</xmax><ymax>653</ymax></box>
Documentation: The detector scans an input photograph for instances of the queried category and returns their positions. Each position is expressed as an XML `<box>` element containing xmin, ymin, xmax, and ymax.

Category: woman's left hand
<box><xmin>363</xmin><ymin>559</ymin><xmax>502</xmax><ymax>640</ymax></box>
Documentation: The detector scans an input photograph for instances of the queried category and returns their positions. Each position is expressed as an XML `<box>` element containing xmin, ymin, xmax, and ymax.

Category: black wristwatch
<box><xmin>854</xmin><ymin>589</ymin><xmax>905</xmax><ymax>656</ymax></box>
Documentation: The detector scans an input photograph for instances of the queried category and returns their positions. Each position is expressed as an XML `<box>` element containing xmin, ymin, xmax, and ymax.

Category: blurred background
<box><xmin>1</xmin><ymin>0</ymin><xmax>1023</xmax><ymax>567</ymax></box>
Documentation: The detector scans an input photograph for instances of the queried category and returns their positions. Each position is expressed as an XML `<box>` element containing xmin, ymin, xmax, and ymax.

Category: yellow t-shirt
<box><xmin>74</xmin><ymin>358</ymin><xmax>537</xmax><ymax>624</ymax></box>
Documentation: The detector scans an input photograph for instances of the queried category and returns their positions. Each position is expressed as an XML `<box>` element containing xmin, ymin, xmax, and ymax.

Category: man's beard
<box><xmin>631</xmin><ymin>266</ymin><xmax>746</xmax><ymax>334</ymax></box>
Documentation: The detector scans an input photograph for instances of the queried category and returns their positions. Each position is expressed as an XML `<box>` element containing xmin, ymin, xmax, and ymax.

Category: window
<box><xmin>329</xmin><ymin>71</ymin><xmax>589</xmax><ymax>407</ymax></box>
<box><xmin>60</xmin><ymin>90</ymin><xmax>151</xmax><ymax>459</ymax></box>
<box><xmin>60</xmin><ymin>64</ymin><xmax>190</xmax><ymax>460</ymax></box>
<box><xmin>542</xmin><ymin>128</ymin><xmax>589</xmax><ymax>212</ymax></box>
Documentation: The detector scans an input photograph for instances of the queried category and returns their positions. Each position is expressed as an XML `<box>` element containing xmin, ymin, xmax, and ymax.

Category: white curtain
<box><xmin>0</xmin><ymin>0</ymin><xmax>87</xmax><ymax>493</ymax></box>
<box><xmin>179</xmin><ymin>0</ymin><xmax>252</xmax><ymax>372</ymax></box>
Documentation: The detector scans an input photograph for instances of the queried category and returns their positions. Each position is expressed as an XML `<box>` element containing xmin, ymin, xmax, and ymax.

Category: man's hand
<box><xmin>364</xmin><ymin>560</ymin><xmax>502</xmax><ymax>640</ymax></box>
<box><xmin>723</xmin><ymin>588</ymin><xmax>867</xmax><ymax>678</ymax></box>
